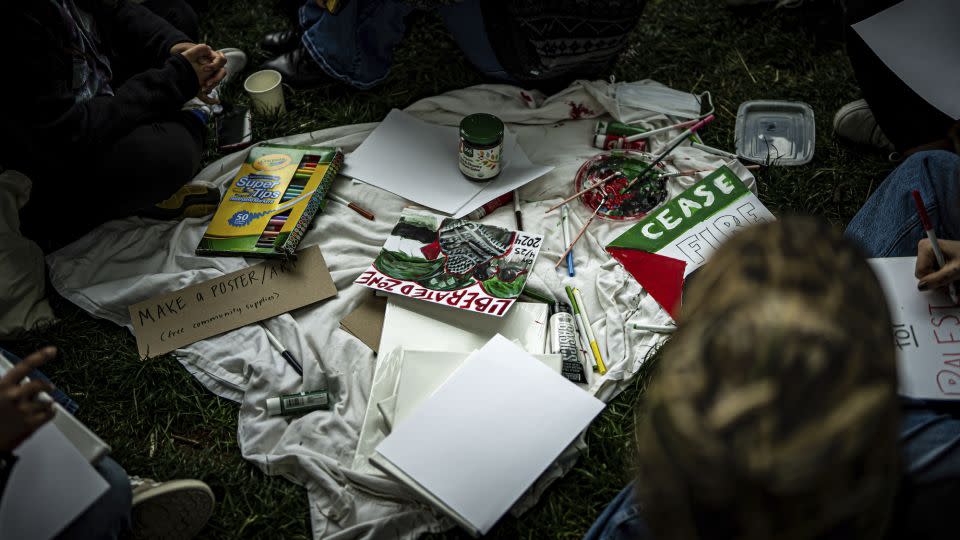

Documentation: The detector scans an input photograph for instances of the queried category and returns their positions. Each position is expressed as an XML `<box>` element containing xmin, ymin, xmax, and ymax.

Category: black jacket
<box><xmin>0</xmin><ymin>0</ymin><xmax>200</xmax><ymax>171</ymax></box>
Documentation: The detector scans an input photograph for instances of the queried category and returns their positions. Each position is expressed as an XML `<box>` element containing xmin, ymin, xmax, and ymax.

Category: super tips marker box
<box><xmin>196</xmin><ymin>144</ymin><xmax>344</xmax><ymax>259</ymax></box>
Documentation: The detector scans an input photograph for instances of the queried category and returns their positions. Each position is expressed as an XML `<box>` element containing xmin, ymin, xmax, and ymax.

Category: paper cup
<box><xmin>244</xmin><ymin>69</ymin><xmax>286</xmax><ymax>115</ymax></box>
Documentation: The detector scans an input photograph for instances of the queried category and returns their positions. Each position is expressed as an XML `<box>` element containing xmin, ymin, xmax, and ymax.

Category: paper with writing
<box><xmin>869</xmin><ymin>257</ymin><xmax>960</xmax><ymax>400</ymax></box>
<box><xmin>354</xmin><ymin>208</ymin><xmax>542</xmax><ymax>317</ymax></box>
<box><xmin>128</xmin><ymin>245</ymin><xmax>336</xmax><ymax>358</ymax></box>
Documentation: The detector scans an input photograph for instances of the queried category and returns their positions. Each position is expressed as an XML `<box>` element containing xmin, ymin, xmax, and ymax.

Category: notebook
<box><xmin>391</xmin><ymin>349</ymin><xmax>563</xmax><ymax>427</ymax></box>
<box><xmin>371</xmin><ymin>335</ymin><xmax>604</xmax><ymax>536</ymax></box>
<box><xmin>351</xmin><ymin>299</ymin><xmax>549</xmax><ymax>474</ymax></box>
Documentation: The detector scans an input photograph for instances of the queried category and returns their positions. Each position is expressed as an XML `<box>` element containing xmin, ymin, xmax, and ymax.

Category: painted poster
<box><xmin>607</xmin><ymin>165</ymin><xmax>775</xmax><ymax>277</ymax></box>
<box><xmin>869</xmin><ymin>257</ymin><xmax>960</xmax><ymax>400</ymax></box>
<box><xmin>355</xmin><ymin>209</ymin><xmax>543</xmax><ymax>317</ymax></box>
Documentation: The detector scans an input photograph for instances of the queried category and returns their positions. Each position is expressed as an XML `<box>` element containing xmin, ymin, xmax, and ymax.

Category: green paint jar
<box><xmin>458</xmin><ymin>113</ymin><xmax>504</xmax><ymax>182</ymax></box>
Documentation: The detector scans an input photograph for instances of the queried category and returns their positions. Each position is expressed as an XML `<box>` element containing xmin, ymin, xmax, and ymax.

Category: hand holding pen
<box><xmin>912</xmin><ymin>190</ymin><xmax>959</xmax><ymax>303</ymax></box>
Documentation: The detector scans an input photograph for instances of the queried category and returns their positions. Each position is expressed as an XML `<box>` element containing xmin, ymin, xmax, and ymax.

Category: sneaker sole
<box><xmin>132</xmin><ymin>480</ymin><xmax>215</xmax><ymax>540</ymax></box>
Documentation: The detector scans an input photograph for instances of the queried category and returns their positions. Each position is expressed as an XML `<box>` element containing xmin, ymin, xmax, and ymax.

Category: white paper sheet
<box><xmin>374</xmin><ymin>335</ymin><xmax>604</xmax><ymax>535</ymax></box>
<box><xmin>378</xmin><ymin>296</ymin><xmax>549</xmax><ymax>358</ymax></box>
<box><xmin>0</xmin><ymin>423</ymin><xmax>110</xmax><ymax>540</ymax></box>
<box><xmin>853</xmin><ymin>0</ymin><xmax>960</xmax><ymax>120</ymax></box>
<box><xmin>342</xmin><ymin>109</ymin><xmax>553</xmax><ymax>216</ymax></box>
<box><xmin>869</xmin><ymin>257</ymin><xmax>960</xmax><ymax>400</ymax></box>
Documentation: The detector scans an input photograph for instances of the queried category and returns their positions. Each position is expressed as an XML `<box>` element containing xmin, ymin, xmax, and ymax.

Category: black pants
<box><xmin>22</xmin><ymin>0</ymin><xmax>204</xmax><ymax>250</ymax></box>
<box><xmin>844</xmin><ymin>0</ymin><xmax>954</xmax><ymax>152</ymax></box>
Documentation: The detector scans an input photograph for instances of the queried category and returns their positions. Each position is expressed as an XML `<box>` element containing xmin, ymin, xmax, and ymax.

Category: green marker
<box><xmin>565</xmin><ymin>286</ymin><xmax>599</xmax><ymax>372</ymax></box>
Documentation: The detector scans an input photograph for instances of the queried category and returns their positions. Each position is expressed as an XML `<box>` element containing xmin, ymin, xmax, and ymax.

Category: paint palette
<box><xmin>574</xmin><ymin>151</ymin><xmax>668</xmax><ymax>221</ymax></box>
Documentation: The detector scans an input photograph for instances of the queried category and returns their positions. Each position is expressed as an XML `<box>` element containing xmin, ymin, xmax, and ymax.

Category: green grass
<box><xmin>2</xmin><ymin>0</ymin><xmax>896</xmax><ymax>537</ymax></box>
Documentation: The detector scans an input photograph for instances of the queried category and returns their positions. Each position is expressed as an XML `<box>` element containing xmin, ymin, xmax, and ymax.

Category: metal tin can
<box><xmin>459</xmin><ymin>113</ymin><xmax>504</xmax><ymax>182</ymax></box>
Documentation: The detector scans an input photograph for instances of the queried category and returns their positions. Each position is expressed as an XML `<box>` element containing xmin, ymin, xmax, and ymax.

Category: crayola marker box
<box><xmin>196</xmin><ymin>144</ymin><xmax>344</xmax><ymax>259</ymax></box>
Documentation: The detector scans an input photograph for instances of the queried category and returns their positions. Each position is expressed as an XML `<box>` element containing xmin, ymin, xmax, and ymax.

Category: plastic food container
<box><xmin>735</xmin><ymin>100</ymin><xmax>815</xmax><ymax>166</ymax></box>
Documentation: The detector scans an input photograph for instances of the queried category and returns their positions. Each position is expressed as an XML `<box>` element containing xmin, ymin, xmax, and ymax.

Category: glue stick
<box><xmin>266</xmin><ymin>390</ymin><xmax>329</xmax><ymax>416</ymax></box>
<box><xmin>549</xmin><ymin>302</ymin><xmax>587</xmax><ymax>384</ymax></box>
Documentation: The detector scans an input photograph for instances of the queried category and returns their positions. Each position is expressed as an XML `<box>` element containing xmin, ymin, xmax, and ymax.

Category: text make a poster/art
<box><xmin>355</xmin><ymin>209</ymin><xmax>543</xmax><ymax>317</ymax></box>
<box><xmin>128</xmin><ymin>245</ymin><xmax>337</xmax><ymax>358</ymax></box>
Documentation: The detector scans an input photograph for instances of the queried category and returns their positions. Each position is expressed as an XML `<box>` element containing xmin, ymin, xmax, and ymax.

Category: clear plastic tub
<box><xmin>735</xmin><ymin>100</ymin><xmax>815</xmax><ymax>166</ymax></box>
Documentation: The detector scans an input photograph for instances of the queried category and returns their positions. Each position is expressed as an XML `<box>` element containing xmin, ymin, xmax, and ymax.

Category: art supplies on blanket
<box><xmin>196</xmin><ymin>145</ymin><xmax>344</xmax><ymax>259</ymax></box>
<box><xmin>606</xmin><ymin>165</ymin><xmax>775</xmax><ymax>318</ymax></box>
<box><xmin>352</xmin><ymin>297</ymin><xmax>550</xmax><ymax>473</ymax></box>
<box><xmin>868</xmin><ymin>257</ymin><xmax>960</xmax><ymax>400</ymax></box>
<box><xmin>129</xmin><ymin>245</ymin><xmax>337</xmax><ymax>358</ymax></box>
<box><xmin>355</xmin><ymin>208</ymin><xmax>543</xmax><ymax>317</ymax></box>
<box><xmin>0</xmin><ymin>354</ymin><xmax>111</xmax><ymax>540</ymax></box>
<box><xmin>342</xmin><ymin>109</ymin><xmax>553</xmax><ymax>217</ymax></box>
<box><xmin>370</xmin><ymin>335</ymin><xmax>604</xmax><ymax>536</ymax></box>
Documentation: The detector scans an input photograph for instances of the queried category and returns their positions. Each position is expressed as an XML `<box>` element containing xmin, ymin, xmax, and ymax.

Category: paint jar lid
<box><xmin>460</xmin><ymin>113</ymin><xmax>504</xmax><ymax>145</ymax></box>
<box><xmin>550</xmin><ymin>302</ymin><xmax>571</xmax><ymax>316</ymax></box>
<box><xmin>266</xmin><ymin>397</ymin><xmax>282</xmax><ymax>416</ymax></box>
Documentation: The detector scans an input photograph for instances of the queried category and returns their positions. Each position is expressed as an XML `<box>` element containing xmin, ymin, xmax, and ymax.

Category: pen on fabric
<box><xmin>561</xmin><ymin>205</ymin><xmax>575</xmax><ymax>276</ymax></box>
<box><xmin>263</xmin><ymin>325</ymin><xmax>303</xmax><ymax>376</ymax></box>
<box><xmin>569</xmin><ymin>287</ymin><xmax>607</xmax><ymax>375</ymax></box>
<box><xmin>912</xmin><ymin>190</ymin><xmax>959</xmax><ymax>303</ymax></box>
<box><xmin>630</xmin><ymin>323</ymin><xmax>677</xmax><ymax>334</ymax></box>
<box><xmin>513</xmin><ymin>190</ymin><xmax>523</xmax><ymax>230</ymax></box>
<box><xmin>327</xmin><ymin>192</ymin><xmax>375</xmax><ymax>221</ymax></box>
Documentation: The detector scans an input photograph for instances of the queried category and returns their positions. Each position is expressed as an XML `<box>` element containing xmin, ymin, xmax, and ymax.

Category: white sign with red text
<box><xmin>870</xmin><ymin>257</ymin><xmax>960</xmax><ymax>400</ymax></box>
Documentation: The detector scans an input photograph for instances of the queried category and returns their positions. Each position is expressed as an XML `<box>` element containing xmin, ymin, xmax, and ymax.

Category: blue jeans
<box><xmin>584</xmin><ymin>151</ymin><xmax>960</xmax><ymax>540</ymax></box>
<box><xmin>57</xmin><ymin>456</ymin><xmax>132</xmax><ymax>540</ymax></box>
<box><xmin>298</xmin><ymin>0</ymin><xmax>508</xmax><ymax>89</ymax></box>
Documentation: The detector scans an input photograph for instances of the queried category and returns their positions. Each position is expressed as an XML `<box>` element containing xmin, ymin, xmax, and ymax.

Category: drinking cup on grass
<box><xmin>244</xmin><ymin>69</ymin><xmax>286</xmax><ymax>115</ymax></box>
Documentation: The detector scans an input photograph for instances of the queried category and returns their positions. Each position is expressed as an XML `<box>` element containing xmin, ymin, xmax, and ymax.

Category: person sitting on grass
<box><xmin>0</xmin><ymin>0</ymin><xmax>238</xmax><ymax>250</ymax></box>
<box><xmin>585</xmin><ymin>212</ymin><xmax>960</xmax><ymax>539</ymax></box>
<box><xmin>0</xmin><ymin>346</ymin><xmax>215</xmax><ymax>539</ymax></box>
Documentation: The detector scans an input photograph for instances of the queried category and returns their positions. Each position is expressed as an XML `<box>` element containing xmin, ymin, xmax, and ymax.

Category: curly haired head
<box><xmin>634</xmin><ymin>216</ymin><xmax>900</xmax><ymax>540</ymax></box>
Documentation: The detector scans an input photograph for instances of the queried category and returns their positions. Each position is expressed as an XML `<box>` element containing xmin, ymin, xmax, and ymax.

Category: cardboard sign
<box><xmin>128</xmin><ymin>245</ymin><xmax>336</xmax><ymax>358</ymax></box>
<box><xmin>869</xmin><ymin>257</ymin><xmax>960</xmax><ymax>400</ymax></box>
<box><xmin>608</xmin><ymin>166</ymin><xmax>775</xmax><ymax>277</ymax></box>
<box><xmin>355</xmin><ymin>208</ymin><xmax>543</xmax><ymax>317</ymax></box>
<box><xmin>340</xmin><ymin>293</ymin><xmax>388</xmax><ymax>353</ymax></box>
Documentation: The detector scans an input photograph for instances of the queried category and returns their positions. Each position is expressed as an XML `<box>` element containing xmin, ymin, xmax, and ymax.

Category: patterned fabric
<box><xmin>633</xmin><ymin>217</ymin><xmax>901</xmax><ymax>540</ymax></box>
<box><xmin>53</xmin><ymin>0</ymin><xmax>114</xmax><ymax>102</ymax></box>
<box><xmin>479</xmin><ymin>0</ymin><xmax>647</xmax><ymax>85</ymax></box>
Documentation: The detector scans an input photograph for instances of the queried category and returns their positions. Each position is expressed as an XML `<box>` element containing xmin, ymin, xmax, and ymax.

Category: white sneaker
<box><xmin>218</xmin><ymin>48</ymin><xmax>248</xmax><ymax>86</ymax></box>
<box><xmin>129</xmin><ymin>476</ymin><xmax>215</xmax><ymax>539</ymax></box>
<box><xmin>833</xmin><ymin>99</ymin><xmax>896</xmax><ymax>153</ymax></box>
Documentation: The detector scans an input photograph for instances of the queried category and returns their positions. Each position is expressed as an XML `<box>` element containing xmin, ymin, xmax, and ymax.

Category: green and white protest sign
<box><xmin>608</xmin><ymin>166</ymin><xmax>775</xmax><ymax>276</ymax></box>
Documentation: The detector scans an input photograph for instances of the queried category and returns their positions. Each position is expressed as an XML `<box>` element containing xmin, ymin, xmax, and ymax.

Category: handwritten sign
<box><xmin>354</xmin><ymin>208</ymin><xmax>542</xmax><ymax>317</ymax></box>
<box><xmin>869</xmin><ymin>257</ymin><xmax>960</xmax><ymax>400</ymax></box>
<box><xmin>608</xmin><ymin>166</ymin><xmax>775</xmax><ymax>277</ymax></box>
<box><xmin>128</xmin><ymin>245</ymin><xmax>337</xmax><ymax>358</ymax></box>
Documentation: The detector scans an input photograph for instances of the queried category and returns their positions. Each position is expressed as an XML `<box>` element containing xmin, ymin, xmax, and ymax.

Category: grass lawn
<box><xmin>2</xmin><ymin>0</ymin><xmax>896</xmax><ymax>538</ymax></box>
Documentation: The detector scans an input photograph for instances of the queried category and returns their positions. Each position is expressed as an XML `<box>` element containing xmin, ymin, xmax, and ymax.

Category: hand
<box><xmin>0</xmin><ymin>347</ymin><xmax>56</xmax><ymax>453</ymax></box>
<box><xmin>916</xmin><ymin>238</ymin><xmax>960</xmax><ymax>290</ymax></box>
<box><xmin>169</xmin><ymin>42</ymin><xmax>195</xmax><ymax>56</ymax></box>
<box><xmin>179</xmin><ymin>44</ymin><xmax>228</xmax><ymax>100</ymax></box>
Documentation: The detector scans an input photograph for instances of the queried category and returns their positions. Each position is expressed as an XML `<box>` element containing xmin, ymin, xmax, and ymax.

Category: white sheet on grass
<box><xmin>46</xmin><ymin>81</ymin><xmax>757</xmax><ymax>539</ymax></box>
